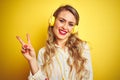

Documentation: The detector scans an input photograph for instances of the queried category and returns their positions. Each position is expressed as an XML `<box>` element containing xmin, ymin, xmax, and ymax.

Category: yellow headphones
<box><xmin>49</xmin><ymin>16</ymin><xmax>79</xmax><ymax>34</ymax></box>
<box><xmin>49</xmin><ymin>16</ymin><xmax>55</xmax><ymax>26</ymax></box>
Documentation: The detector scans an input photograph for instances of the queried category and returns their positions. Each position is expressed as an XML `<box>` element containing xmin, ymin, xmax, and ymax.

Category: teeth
<box><xmin>60</xmin><ymin>30</ymin><xmax>66</xmax><ymax>33</ymax></box>
<box><xmin>59</xmin><ymin>29</ymin><xmax>67</xmax><ymax>35</ymax></box>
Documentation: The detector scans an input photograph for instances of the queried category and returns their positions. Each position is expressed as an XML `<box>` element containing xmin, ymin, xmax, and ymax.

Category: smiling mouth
<box><xmin>59</xmin><ymin>29</ymin><xmax>67</xmax><ymax>35</ymax></box>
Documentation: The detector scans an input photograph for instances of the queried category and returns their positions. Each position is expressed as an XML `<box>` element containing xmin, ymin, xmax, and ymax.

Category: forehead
<box><xmin>57</xmin><ymin>10</ymin><xmax>76</xmax><ymax>23</ymax></box>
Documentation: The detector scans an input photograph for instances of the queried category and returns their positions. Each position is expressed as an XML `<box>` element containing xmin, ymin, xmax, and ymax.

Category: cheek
<box><xmin>53</xmin><ymin>25</ymin><xmax>61</xmax><ymax>34</ymax></box>
<box><xmin>54</xmin><ymin>20</ymin><xmax>63</xmax><ymax>28</ymax></box>
<box><xmin>53</xmin><ymin>26</ymin><xmax>56</xmax><ymax>34</ymax></box>
<box><xmin>69</xmin><ymin>27</ymin><xmax>74</xmax><ymax>32</ymax></box>
<box><xmin>53</xmin><ymin>25</ymin><xmax>59</xmax><ymax>32</ymax></box>
<box><xmin>53</xmin><ymin>24</ymin><xmax>59</xmax><ymax>34</ymax></box>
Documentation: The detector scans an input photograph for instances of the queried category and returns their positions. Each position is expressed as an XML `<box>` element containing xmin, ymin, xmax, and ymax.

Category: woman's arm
<box><xmin>28</xmin><ymin>47</ymin><xmax>47</xmax><ymax>80</ymax></box>
<box><xmin>16</xmin><ymin>34</ymin><xmax>48</xmax><ymax>80</ymax></box>
<box><xmin>16</xmin><ymin>34</ymin><xmax>39</xmax><ymax>75</ymax></box>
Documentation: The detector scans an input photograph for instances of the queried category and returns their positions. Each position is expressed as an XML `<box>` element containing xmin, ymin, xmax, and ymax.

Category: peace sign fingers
<box><xmin>16</xmin><ymin>34</ymin><xmax>36</xmax><ymax>61</ymax></box>
<box><xmin>26</xmin><ymin>33</ymin><xmax>31</xmax><ymax>45</ymax></box>
<box><xmin>16</xmin><ymin>36</ymin><xmax>25</xmax><ymax>46</ymax></box>
<box><xmin>16</xmin><ymin>34</ymin><xmax>32</xmax><ymax>46</ymax></box>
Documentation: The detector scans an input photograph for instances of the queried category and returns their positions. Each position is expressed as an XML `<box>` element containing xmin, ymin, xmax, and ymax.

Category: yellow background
<box><xmin>0</xmin><ymin>0</ymin><xmax>120</xmax><ymax>80</ymax></box>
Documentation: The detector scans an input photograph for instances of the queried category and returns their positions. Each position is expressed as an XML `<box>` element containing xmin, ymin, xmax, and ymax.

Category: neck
<box><xmin>55</xmin><ymin>39</ymin><xmax>67</xmax><ymax>49</ymax></box>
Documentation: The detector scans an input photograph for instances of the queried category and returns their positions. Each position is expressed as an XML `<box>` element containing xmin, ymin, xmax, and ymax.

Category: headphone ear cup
<box><xmin>49</xmin><ymin>16</ymin><xmax>55</xmax><ymax>26</ymax></box>
<box><xmin>71</xmin><ymin>25</ymin><xmax>79</xmax><ymax>34</ymax></box>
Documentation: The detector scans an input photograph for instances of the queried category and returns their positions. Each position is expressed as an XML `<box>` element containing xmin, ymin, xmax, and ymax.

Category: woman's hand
<box><xmin>16</xmin><ymin>34</ymin><xmax>39</xmax><ymax>74</ymax></box>
<box><xmin>16</xmin><ymin>34</ymin><xmax>36</xmax><ymax>62</ymax></box>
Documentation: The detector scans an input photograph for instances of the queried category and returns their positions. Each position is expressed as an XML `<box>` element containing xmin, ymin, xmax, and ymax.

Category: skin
<box><xmin>53</xmin><ymin>10</ymin><xmax>76</xmax><ymax>48</ymax></box>
<box><xmin>16</xmin><ymin>34</ymin><xmax>38</xmax><ymax>75</ymax></box>
<box><xmin>16</xmin><ymin>10</ymin><xmax>76</xmax><ymax>75</ymax></box>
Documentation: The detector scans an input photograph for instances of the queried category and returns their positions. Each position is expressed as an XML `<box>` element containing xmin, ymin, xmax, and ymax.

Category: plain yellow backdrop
<box><xmin>0</xmin><ymin>0</ymin><xmax>120</xmax><ymax>80</ymax></box>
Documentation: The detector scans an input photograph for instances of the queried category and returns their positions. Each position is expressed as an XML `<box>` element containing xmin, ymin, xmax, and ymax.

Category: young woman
<box><xmin>16</xmin><ymin>5</ymin><xmax>93</xmax><ymax>80</ymax></box>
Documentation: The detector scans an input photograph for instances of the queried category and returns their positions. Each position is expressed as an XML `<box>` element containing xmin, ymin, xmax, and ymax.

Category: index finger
<box><xmin>16</xmin><ymin>36</ymin><xmax>25</xmax><ymax>45</ymax></box>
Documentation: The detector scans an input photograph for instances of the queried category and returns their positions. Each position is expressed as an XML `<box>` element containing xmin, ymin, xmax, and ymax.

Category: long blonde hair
<box><xmin>43</xmin><ymin>5</ymin><xmax>89</xmax><ymax>79</ymax></box>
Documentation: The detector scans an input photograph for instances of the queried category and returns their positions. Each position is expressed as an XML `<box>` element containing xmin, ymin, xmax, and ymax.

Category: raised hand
<box><xmin>16</xmin><ymin>34</ymin><xmax>39</xmax><ymax>74</ymax></box>
<box><xmin>16</xmin><ymin>34</ymin><xmax>36</xmax><ymax>61</ymax></box>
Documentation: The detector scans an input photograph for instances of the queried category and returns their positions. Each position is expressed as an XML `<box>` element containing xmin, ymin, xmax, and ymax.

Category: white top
<box><xmin>28</xmin><ymin>43</ymin><xmax>93</xmax><ymax>80</ymax></box>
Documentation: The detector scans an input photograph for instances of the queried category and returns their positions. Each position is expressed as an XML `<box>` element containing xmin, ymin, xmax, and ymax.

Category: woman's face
<box><xmin>53</xmin><ymin>10</ymin><xmax>76</xmax><ymax>41</ymax></box>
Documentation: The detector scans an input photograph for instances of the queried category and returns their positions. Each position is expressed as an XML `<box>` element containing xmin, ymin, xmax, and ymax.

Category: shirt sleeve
<box><xmin>28</xmin><ymin>47</ymin><xmax>47</xmax><ymax>80</ymax></box>
<box><xmin>83</xmin><ymin>43</ymin><xmax>93</xmax><ymax>80</ymax></box>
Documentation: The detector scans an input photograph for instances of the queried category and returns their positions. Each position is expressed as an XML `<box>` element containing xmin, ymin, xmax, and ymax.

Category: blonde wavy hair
<box><xmin>42</xmin><ymin>5</ymin><xmax>89</xmax><ymax>79</ymax></box>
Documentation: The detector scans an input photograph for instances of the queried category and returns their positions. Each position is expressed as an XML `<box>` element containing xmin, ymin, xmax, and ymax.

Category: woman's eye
<box><xmin>59</xmin><ymin>19</ymin><xmax>64</xmax><ymax>23</ymax></box>
<box><xmin>69</xmin><ymin>24</ymin><xmax>74</xmax><ymax>27</ymax></box>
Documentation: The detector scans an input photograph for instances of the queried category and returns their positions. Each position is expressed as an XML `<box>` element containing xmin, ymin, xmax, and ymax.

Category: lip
<box><xmin>59</xmin><ymin>29</ymin><xmax>67</xmax><ymax>35</ymax></box>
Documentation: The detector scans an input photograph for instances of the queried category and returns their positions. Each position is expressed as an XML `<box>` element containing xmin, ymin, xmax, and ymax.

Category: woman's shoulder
<box><xmin>37</xmin><ymin>47</ymin><xmax>46</xmax><ymax>65</ymax></box>
<box><xmin>78</xmin><ymin>41</ymin><xmax>89</xmax><ymax>49</ymax></box>
<box><xmin>38</xmin><ymin>47</ymin><xmax>46</xmax><ymax>53</ymax></box>
<box><xmin>82</xmin><ymin>42</ymin><xmax>90</xmax><ymax>50</ymax></box>
<box><xmin>38</xmin><ymin>47</ymin><xmax>46</xmax><ymax>56</ymax></box>
<box><xmin>82</xmin><ymin>42</ymin><xmax>91</xmax><ymax>59</ymax></box>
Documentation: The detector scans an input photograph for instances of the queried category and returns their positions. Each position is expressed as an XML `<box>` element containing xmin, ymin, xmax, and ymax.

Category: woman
<box><xmin>16</xmin><ymin>5</ymin><xmax>93</xmax><ymax>80</ymax></box>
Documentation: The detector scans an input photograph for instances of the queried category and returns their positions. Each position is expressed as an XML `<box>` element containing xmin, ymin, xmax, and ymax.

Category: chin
<box><xmin>57</xmin><ymin>35</ymin><xmax>69</xmax><ymax>40</ymax></box>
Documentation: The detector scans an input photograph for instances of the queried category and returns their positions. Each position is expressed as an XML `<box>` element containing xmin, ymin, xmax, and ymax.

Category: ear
<box><xmin>49</xmin><ymin>16</ymin><xmax>55</xmax><ymax>26</ymax></box>
<box><xmin>71</xmin><ymin>25</ymin><xmax>79</xmax><ymax>34</ymax></box>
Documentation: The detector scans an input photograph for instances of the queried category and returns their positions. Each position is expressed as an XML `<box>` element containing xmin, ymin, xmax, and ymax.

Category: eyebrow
<box><xmin>58</xmin><ymin>17</ymin><xmax>75</xmax><ymax>24</ymax></box>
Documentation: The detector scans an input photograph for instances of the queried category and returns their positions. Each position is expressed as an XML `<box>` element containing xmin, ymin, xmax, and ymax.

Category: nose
<box><xmin>62</xmin><ymin>23</ymin><xmax>68</xmax><ymax>29</ymax></box>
